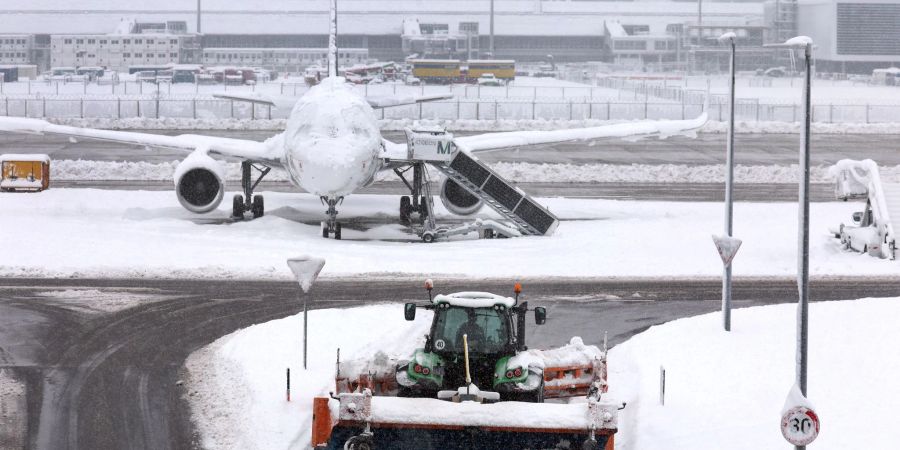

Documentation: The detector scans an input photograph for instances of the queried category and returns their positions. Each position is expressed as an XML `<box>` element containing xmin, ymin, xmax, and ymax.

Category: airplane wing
<box><xmin>212</xmin><ymin>92</ymin><xmax>297</xmax><ymax>111</ymax></box>
<box><xmin>365</xmin><ymin>93</ymin><xmax>454</xmax><ymax>109</ymax></box>
<box><xmin>453</xmin><ymin>112</ymin><xmax>709</xmax><ymax>153</ymax></box>
<box><xmin>0</xmin><ymin>117</ymin><xmax>282</xmax><ymax>166</ymax></box>
<box><xmin>215</xmin><ymin>91</ymin><xmax>453</xmax><ymax>110</ymax></box>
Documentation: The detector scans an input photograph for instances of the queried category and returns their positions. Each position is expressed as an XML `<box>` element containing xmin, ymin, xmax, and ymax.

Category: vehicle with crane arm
<box><xmin>312</xmin><ymin>281</ymin><xmax>620</xmax><ymax>449</ymax></box>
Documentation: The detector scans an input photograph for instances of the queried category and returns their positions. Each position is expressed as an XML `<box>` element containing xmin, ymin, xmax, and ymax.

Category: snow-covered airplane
<box><xmin>0</xmin><ymin>0</ymin><xmax>708</xmax><ymax>241</ymax></box>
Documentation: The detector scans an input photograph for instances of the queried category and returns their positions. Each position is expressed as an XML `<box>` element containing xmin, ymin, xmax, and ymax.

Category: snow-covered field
<box><xmin>45</xmin><ymin>159</ymin><xmax>900</xmax><ymax>184</ymax></box>
<box><xmin>184</xmin><ymin>297</ymin><xmax>900</xmax><ymax>450</ymax></box>
<box><xmin>34</xmin><ymin>116</ymin><xmax>900</xmax><ymax>134</ymax></box>
<box><xmin>0</xmin><ymin>188</ymin><xmax>894</xmax><ymax>280</ymax></box>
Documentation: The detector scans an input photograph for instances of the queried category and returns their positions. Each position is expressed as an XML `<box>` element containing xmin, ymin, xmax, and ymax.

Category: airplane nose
<box><xmin>288</xmin><ymin>136</ymin><xmax>376</xmax><ymax>197</ymax></box>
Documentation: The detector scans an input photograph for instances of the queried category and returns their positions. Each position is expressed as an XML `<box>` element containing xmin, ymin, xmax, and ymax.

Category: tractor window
<box><xmin>432</xmin><ymin>306</ymin><xmax>508</xmax><ymax>354</ymax></box>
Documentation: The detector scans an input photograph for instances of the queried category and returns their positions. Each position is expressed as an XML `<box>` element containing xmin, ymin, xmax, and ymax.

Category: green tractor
<box><xmin>313</xmin><ymin>282</ymin><xmax>618</xmax><ymax>450</ymax></box>
<box><xmin>397</xmin><ymin>285</ymin><xmax>548</xmax><ymax>403</ymax></box>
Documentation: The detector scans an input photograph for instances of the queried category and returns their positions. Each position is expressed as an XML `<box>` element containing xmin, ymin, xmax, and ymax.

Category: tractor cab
<box><xmin>399</xmin><ymin>282</ymin><xmax>547</xmax><ymax>402</ymax></box>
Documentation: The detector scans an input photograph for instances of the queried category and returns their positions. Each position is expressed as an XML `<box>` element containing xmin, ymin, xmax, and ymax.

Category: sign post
<box><xmin>287</xmin><ymin>256</ymin><xmax>326</xmax><ymax>370</ymax></box>
<box><xmin>766</xmin><ymin>36</ymin><xmax>816</xmax><ymax>450</ymax></box>
<box><xmin>712</xmin><ymin>234</ymin><xmax>742</xmax><ymax>330</ymax></box>
<box><xmin>781</xmin><ymin>384</ymin><xmax>820</xmax><ymax>447</ymax></box>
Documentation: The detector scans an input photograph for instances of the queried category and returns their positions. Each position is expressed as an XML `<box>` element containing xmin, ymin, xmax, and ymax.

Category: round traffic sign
<box><xmin>781</xmin><ymin>406</ymin><xmax>820</xmax><ymax>446</ymax></box>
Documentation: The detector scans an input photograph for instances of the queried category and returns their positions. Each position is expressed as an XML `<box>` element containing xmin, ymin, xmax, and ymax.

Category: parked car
<box><xmin>405</xmin><ymin>76</ymin><xmax>422</xmax><ymax>86</ymax></box>
<box><xmin>477</xmin><ymin>73</ymin><xmax>504</xmax><ymax>86</ymax></box>
<box><xmin>136</xmin><ymin>71</ymin><xmax>158</xmax><ymax>83</ymax></box>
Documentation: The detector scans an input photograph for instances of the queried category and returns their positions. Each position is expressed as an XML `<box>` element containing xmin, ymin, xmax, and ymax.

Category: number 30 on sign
<box><xmin>781</xmin><ymin>406</ymin><xmax>820</xmax><ymax>446</ymax></box>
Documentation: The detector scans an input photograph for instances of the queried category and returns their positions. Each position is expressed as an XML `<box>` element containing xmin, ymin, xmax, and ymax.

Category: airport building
<box><xmin>796</xmin><ymin>0</ymin><xmax>900</xmax><ymax>72</ymax></box>
<box><xmin>0</xmin><ymin>0</ymin><xmax>898</xmax><ymax>74</ymax></box>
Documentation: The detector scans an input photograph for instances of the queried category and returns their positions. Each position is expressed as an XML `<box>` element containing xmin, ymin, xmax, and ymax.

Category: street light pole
<box><xmin>489</xmin><ymin>0</ymin><xmax>495</xmax><ymax>57</ymax></box>
<box><xmin>718</xmin><ymin>32</ymin><xmax>737</xmax><ymax>331</ymax></box>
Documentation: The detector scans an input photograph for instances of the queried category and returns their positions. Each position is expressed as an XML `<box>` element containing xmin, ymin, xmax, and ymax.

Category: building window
<box><xmin>124</xmin><ymin>53</ymin><xmax>131</xmax><ymax>58</ymax></box>
<box><xmin>87</xmin><ymin>39</ymin><xmax>96</xmax><ymax>44</ymax></box>
<box><xmin>111</xmin><ymin>40</ymin><xmax>119</xmax><ymax>45</ymax></box>
<box><xmin>135</xmin><ymin>39</ymin><xmax>143</xmax><ymax>44</ymax></box>
<box><xmin>76</xmin><ymin>39</ymin><xmax>84</xmax><ymax>44</ymax></box>
<box><xmin>123</xmin><ymin>39</ymin><xmax>131</xmax><ymax>44</ymax></box>
<box><xmin>170</xmin><ymin>53</ymin><xmax>177</xmax><ymax>57</ymax></box>
<box><xmin>147</xmin><ymin>39</ymin><xmax>154</xmax><ymax>45</ymax></box>
<box><xmin>170</xmin><ymin>39</ymin><xmax>178</xmax><ymax>45</ymax></box>
<box><xmin>64</xmin><ymin>39</ymin><xmax>72</xmax><ymax>44</ymax></box>
<box><xmin>99</xmin><ymin>40</ymin><xmax>107</xmax><ymax>45</ymax></box>
<box><xmin>135</xmin><ymin>53</ymin><xmax>142</xmax><ymax>57</ymax></box>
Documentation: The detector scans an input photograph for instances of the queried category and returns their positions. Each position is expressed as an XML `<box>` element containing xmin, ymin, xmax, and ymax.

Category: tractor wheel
<box><xmin>343</xmin><ymin>433</ymin><xmax>373</xmax><ymax>450</ymax></box>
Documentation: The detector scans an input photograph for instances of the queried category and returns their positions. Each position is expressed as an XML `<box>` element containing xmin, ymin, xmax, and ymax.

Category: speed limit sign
<box><xmin>781</xmin><ymin>406</ymin><xmax>820</xmax><ymax>446</ymax></box>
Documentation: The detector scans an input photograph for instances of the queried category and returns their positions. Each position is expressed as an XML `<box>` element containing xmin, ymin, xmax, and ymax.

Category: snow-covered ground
<box><xmin>46</xmin><ymin>159</ymin><xmax>900</xmax><ymax>184</ymax></box>
<box><xmin>37</xmin><ymin>117</ymin><xmax>900</xmax><ymax>133</ymax></box>
<box><xmin>184</xmin><ymin>297</ymin><xmax>900</xmax><ymax>450</ymax></box>
<box><xmin>184</xmin><ymin>304</ymin><xmax>431</xmax><ymax>449</ymax></box>
<box><xmin>0</xmin><ymin>188</ymin><xmax>894</xmax><ymax>280</ymax></box>
<box><xmin>611</xmin><ymin>297</ymin><xmax>900</xmax><ymax>449</ymax></box>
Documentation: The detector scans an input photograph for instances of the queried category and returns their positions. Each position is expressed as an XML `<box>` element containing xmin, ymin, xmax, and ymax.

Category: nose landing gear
<box><xmin>320</xmin><ymin>196</ymin><xmax>344</xmax><ymax>239</ymax></box>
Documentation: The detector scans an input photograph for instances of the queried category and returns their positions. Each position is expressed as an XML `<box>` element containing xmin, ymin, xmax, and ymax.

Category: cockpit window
<box><xmin>291</xmin><ymin>101</ymin><xmax>373</xmax><ymax>141</ymax></box>
<box><xmin>432</xmin><ymin>306</ymin><xmax>508</xmax><ymax>354</ymax></box>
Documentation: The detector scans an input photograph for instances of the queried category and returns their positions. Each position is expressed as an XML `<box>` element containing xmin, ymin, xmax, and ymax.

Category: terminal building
<box><xmin>796</xmin><ymin>0</ymin><xmax>900</xmax><ymax>72</ymax></box>
<box><xmin>0</xmin><ymin>0</ymin><xmax>898</xmax><ymax>74</ymax></box>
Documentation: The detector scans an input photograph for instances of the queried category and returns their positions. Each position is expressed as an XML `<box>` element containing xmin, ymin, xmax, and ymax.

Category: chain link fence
<box><xmin>1</xmin><ymin>79</ymin><xmax>899</xmax><ymax>123</ymax></box>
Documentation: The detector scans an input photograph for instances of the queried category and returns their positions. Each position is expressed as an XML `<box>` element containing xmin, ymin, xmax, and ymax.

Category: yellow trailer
<box><xmin>1</xmin><ymin>154</ymin><xmax>50</xmax><ymax>192</ymax></box>
<box><xmin>410</xmin><ymin>59</ymin><xmax>461</xmax><ymax>84</ymax></box>
<box><xmin>465</xmin><ymin>60</ymin><xmax>516</xmax><ymax>83</ymax></box>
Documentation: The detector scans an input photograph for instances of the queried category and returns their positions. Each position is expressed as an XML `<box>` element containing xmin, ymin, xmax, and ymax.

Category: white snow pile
<box><xmin>610</xmin><ymin>297</ymin><xmax>900</xmax><ymax>450</ymax></box>
<box><xmin>44</xmin><ymin>117</ymin><xmax>900</xmax><ymax>134</ymax></box>
<box><xmin>34</xmin><ymin>289</ymin><xmax>169</xmax><ymax>313</ymax></box>
<box><xmin>51</xmin><ymin>159</ymin><xmax>900</xmax><ymax>184</ymax></box>
<box><xmin>2</xmin><ymin>189</ymin><xmax>898</xmax><ymax>280</ymax></box>
<box><xmin>183</xmin><ymin>304</ymin><xmax>433</xmax><ymax>450</ymax></box>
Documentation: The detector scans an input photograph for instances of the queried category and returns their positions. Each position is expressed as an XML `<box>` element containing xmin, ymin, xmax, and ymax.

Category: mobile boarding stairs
<box><xmin>384</xmin><ymin>127</ymin><xmax>560</xmax><ymax>242</ymax></box>
<box><xmin>831</xmin><ymin>159</ymin><xmax>899</xmax><ymax>259</ymax></box>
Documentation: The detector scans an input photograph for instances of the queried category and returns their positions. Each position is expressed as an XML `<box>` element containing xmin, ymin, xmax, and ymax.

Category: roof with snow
<box><xmin>0</xmin><ymin>1</ymin><xmax>763</xmax><ymax>36</ymax></box>
<box><xmin>1</xmin><ymin>153</ymin><xmax>51</xmax><ymax>163</ymax></box>
<box><xmin>433</xmin><ymin>292</ymin><xmax>516</xmax><ymax>308</ymax></box>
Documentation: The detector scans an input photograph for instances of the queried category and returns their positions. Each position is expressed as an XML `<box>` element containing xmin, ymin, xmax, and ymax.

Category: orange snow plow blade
<box><xmin>312</xmin><ymin>391</ymin><xmax>619</xmax><ymax>449</ymax></box>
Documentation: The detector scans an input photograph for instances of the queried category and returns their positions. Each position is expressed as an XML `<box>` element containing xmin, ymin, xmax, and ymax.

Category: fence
<box><xmin>2</xmin><ymin>78</ymin><xmax>900</xmax><ymax>123</ymax></box>
<box><xmin>2</xmin><ymin>94</ymin><xmax>900</xmax><ymax>123</ymax></box>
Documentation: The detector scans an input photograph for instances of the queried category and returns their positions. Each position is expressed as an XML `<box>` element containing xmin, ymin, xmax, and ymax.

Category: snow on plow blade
<box><xmin>312</xmin><ymin>392</ymin><xmax>618</xmax><ymax>449</ymax></box>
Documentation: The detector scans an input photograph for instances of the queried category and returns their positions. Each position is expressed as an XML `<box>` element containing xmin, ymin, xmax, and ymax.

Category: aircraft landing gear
<box><xmin>320</xmin><ymin>196</ymin><xmax>343</xmax><ymax>239</ymax></box>
<box><xmin>394</xmin><ymin>163</ymin><xmax>432</xmax><ymax>224</ymax></box>
<box><xmin>232</xmin><ymin>160</ymin><xmax>271</xmax><ymax>220</ymax></box>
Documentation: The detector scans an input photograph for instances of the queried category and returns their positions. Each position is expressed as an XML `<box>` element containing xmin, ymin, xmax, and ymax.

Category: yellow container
<box><xmin>1</xmin><ymin>154</ymin><xmax>50</xmax><ymax>192</ymax></box>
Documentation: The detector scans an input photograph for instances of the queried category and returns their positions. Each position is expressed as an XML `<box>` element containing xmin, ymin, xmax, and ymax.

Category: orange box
<box><xmin>1</xmin><ymin>154</ymin><xmax>50</xmax><ymax>192</ymax></box>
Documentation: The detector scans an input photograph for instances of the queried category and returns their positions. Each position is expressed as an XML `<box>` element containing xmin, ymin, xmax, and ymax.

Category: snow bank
<box><xmin>184</xmin><ymin>297</ymin><xmax>900</xmax><ymax>450</ymax></box>
<box><xmin>43</xmin><ymin>117</ymin><xmax>900</xmax><ymax>134</ymax></box>
<box><xmin>610</xmin><ymin>297</ymin><xmax>900</xmax><ymax>450</ymax></box>
<box><xmin>1</xmin><ymin>189</ymin><xmax>896</xmax><ymax>280</ymax></box>
<box><xmin>183</xmin><ymin>304</ymin><xmax>432</xmax><ymax>450</ymax></box>
<box><xmin>51</xmin><ymin>159</ymin><xmax>900</xmax><ymax>184</ymax></box>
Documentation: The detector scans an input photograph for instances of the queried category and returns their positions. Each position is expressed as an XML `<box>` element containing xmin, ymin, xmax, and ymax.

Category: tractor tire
<box><xmin>251</xmin><ymin>195</ymin><xmax>264</xmax><ymax>218</ymax></box>
<box><xmin>232</xmin><ymin>194</ymin><xmax>244</xmax><ymax>219</ymax></box>
<box><xmin>422</xmin><ymin>232</ymin><xmax>435</xmax><ymax>243</ymax></box>
<box><xmin>343</xmin><ymin>434</ymin><xmax>374</xmax><ymax>450</ymax></box>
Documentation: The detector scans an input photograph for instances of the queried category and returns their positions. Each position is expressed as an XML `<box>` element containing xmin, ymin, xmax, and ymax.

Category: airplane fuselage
<box><xmin>282</xmin><ymin>77</ymin><xmax>383</xmax><ymax>199</ymax></box>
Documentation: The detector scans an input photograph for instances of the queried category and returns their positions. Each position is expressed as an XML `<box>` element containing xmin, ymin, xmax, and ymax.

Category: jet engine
<box><xmin>173</xmin><ymin>151</ymin><xmax>226</xmax><ymax>214</ymax></box>
<box><xmin>439</xmin><ymin>177</ymin><xmax>483</xmax><ymax>216</ymax></box>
